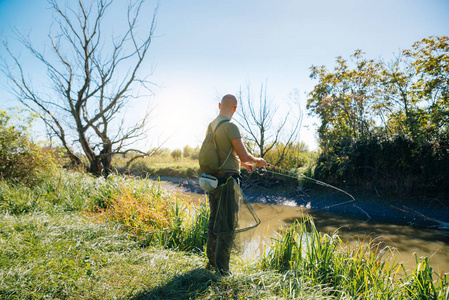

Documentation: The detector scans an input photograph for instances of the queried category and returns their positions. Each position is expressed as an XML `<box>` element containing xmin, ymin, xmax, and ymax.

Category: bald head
<box><xmin>221</xmin><ymin>94</ymin><xmax>238</xmax><ymax>108</ymax></box>
<box><xmin>219</xmin><ymin>94</ymin><xmax>238</xmax><ymax>119</ymax></box>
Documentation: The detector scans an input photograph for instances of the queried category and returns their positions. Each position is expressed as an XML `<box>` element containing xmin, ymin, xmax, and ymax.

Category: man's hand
<box><xmin>231</xmin><ymin>138</ymin><xmax>269</xmax><ymax>167</ymax></box>
<box><xmin>255</xmin><ymin>158</ymin><xmax>268</xmax><ymax>168</ymax></box>
<box><xmin>242</xmin><ymin>162</ymin><xmax>254</xmax><ymax>173</ymax></box>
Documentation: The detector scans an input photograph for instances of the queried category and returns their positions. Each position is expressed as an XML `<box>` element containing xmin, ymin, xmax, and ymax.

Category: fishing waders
<box><xmin>206</xmin><ymin>174</ymin><xmax>241</xmax><ymax>276</ymax></box>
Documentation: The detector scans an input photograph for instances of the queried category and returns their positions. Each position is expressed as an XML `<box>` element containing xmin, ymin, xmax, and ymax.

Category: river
<box><xmin>156</xmin><ymin>177</ymin><xmax>449</xmax><ymax>274</ymax></box>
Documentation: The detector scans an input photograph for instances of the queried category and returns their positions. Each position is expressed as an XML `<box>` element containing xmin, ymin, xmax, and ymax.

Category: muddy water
<box><xmin>155</xmin><ymin>178</ymin><xmax>449</xmax><ymax>274</ymax></box>
<box><xmin>239</xmin><ymin>203</ymin><xmax>449</xmax><ymax>274</ymax></box>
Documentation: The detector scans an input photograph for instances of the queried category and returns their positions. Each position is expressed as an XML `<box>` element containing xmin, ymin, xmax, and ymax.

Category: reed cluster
<box><xmin>260</xmin><ymin>216</ymin><xmax>449</xmax><ymax>299</ymax></box>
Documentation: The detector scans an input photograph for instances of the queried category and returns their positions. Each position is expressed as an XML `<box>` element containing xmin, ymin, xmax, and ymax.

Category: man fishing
<box><xmin>205</xmin><ymin>94</ymin><xmax>267</xmax><ymax>276</ymax></box>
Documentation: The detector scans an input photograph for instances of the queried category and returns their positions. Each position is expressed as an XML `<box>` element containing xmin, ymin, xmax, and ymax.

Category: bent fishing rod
<box><xmin>256</xmin><ymin>163</ymin><xmax>356</xmax><ymax>210</ymax></box>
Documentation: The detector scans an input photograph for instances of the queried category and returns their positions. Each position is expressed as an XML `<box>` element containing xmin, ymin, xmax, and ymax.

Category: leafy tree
<box><xmin>307</xmin><ymin>36</ymin><xmax>449</xmax><ymax>196</ymax></box>
<box><xmin>1</xmin><ymin>0</ymin><xmax>159</xmax><ymax>176</ymax></box>
<box><xmin>379</xmin><ymin>52</ymin><xmax>420</xmax><ymax>138</ymax></box>
<box><xmin>171</xmin><ymin>149</ymin><xmax>182</xmax><ymax>161</ymax></box>
<box><xmin>189</xmin><ymin>146</ymin><xmax>200</xmax><ymax>160</ymax></box>
<box><xmin>263</xmin><ymin>142</ymin><xmax>313</xmax><ymax>169</ymax></box>
<box><xmin>379</xmin><ymin>36</ymin><xmax>448</xmax><ymax>143</ymax></box>
<box><xmin>404</xmin><ymin>36</ymin><xmax>449</xmax><ymax>140</ymax></box>
<box><xmin>183</xmin><ymin>145</ymin><xmax>193</xmax><ymax>158</ymax></box>
<box><xmin>307</xmin><ymin>50</ymin><xmax>383</xmax><ymax>150</ymax></box>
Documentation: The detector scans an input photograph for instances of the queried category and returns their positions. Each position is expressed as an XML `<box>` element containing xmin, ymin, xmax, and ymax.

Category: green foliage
<box><xmin>128</xmin><ymin>159</ymin><xmax>201</xmax><ymax>178</ymax></box>
<box><xmin>308</xmin><ymin>36</ymin><xmax>449</xmax><ymax>197</ymax></box>
<box><xmin>0</xmin><ymin>110</ymin><xmax>57</xmax><ymax>186</ymax></box>
<box><xmin>0</xmin><ymin>168</ymin><xmax>208</xmax><ymax>251</ymax></box>
<box><xmin>182</xmin><ymin>145</ymin><xmax>193</xmax><ymax>158</ymax></box>
<box><xmin>155</xmin><ymin>199</ymin><xmax>209</xmax><ymax>252</ymax></box>
<box><xmin>308</xmin><ymin>50</ymin><xmax>383</xmax><ymax>148</ymax></box>
<box><xmin>264</xmin><ymin>142</ymin><xmax>318</xmax><ymax>170</ymax></box>
<box><xmin>171</xmin><ymin>149</ymin><xmax>182</xmax><ymax>161</ymax></box>
<box><xmin>1</xmin><ymin>169</ymin><xmax>112</xmax><ymax>214</ymax></box>
<box><xmin>91</xmin><ymin>177</ymin><xmax>209</xmax><ymax>251</ymax></box>
<box><xmin>314</xmin><ymin>133</ymin><xmax>449</xmax><ymax>194</ymax></box>
<box><xmin>189</xmin><ymin>146</ymin><xmax>201</xmax><ymax>160</ymax></box>
<box><xmin>2</xmin><ymin>169</ymin><xmax>448</xmax><ymax>299</ymax></box>
<box><xmin>0</xmin><ymin>212</ymin><xmax>213</xmax><ymax>300</ymax></box>
<box><xmin>400</xmin><ymin>254</ymin><xmax>449</xmax><ymax>300</ymax></box>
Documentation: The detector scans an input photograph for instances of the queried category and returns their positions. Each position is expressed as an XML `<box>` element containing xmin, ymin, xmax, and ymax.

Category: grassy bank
<box><xmin>1</xmin><ymin>170</ymin><xmax>448</xmax><ymax>299</ymax></box>
<box><xmin>113</xmin><ymin>155</ymin><xmax>201</xmax><ymax>178</ymax></box>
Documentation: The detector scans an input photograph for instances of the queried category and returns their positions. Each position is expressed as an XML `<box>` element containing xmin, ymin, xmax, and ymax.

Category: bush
<box><xmin>0</xmin><ymin>110</ymin><xmax>56</xmax><ymax>185</ymax></box>
<box><xmin>190</xmin><ymin>146</ymin><xmax>200</xmax><ymax>160</ymax></box>
<box><xmin>183</xmin><ymin>145</ymin><xmax>193</xmax><ymax>158</ymax></box>
<box><xmin>171</xmin><ymin>149</ymin><xmax>182</xmax><ymax>161</ymax></box>
<box><xmin>314</xmin><ymin>132</ymin><xmax>449</xmax><ymax>198</ymax></box>
<box><xmin>263</xmin><ymin>142</ymin><xmax>317</xmax><ymax>170</ymax></box>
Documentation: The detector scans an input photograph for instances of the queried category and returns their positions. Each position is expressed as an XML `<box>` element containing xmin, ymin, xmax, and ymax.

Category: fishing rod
<box><xmin>256</xmin><ymin>163</ymin><xmax>356</xmax><ymax>210</ymax></box>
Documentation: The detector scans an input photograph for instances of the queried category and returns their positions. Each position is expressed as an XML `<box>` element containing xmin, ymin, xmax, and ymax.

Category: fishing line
<box><xmin>256</xmin><ymin>163</ymin><xmax>356</xmax><ymax>210</ymax></box>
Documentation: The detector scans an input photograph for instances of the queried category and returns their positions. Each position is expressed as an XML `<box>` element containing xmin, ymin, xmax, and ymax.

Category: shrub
<box><xmin>263</xmin><ymin>142</ymin><xmax>317</xmax><ymax>170</ymax></box>
<box><xmin>183</xmin><ymin>145</ymin><xmax>193</xmax><ymax>158</ymax></box>
<box><xmin>189</xmin><ymin>146</ymin><xmax>200</xmax><ymax>160</ymax></box>
<box><xmin>90</xmin><ymin>176</ymin><xmax>208</xmax><ymax>251</ymax></box>
<box><xmin>314</xmin><ymin>132</ymin><xmax>449</xmax><ymax>198</ymax></box>
<box><xmin>0</xmin><ymin>110</ymin><xmax>56</xmax><ymax>185</ymax></box>
<box><xmin>171</xmin><ymin>149</ymin><xmax>182</xmax><ymax>161</ymax></box>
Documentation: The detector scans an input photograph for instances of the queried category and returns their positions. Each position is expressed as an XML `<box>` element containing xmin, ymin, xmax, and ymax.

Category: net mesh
<box><xmin>213</xmin><ymin>177</ymin><xmax>261</xmax><ymax>235</ymax></box>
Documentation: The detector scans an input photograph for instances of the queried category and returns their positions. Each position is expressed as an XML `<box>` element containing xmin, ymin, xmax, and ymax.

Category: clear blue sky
<box><xmin>1</xmin><ymin>0</ymin><xmax>448</xmax><ymax>151</ymax></box>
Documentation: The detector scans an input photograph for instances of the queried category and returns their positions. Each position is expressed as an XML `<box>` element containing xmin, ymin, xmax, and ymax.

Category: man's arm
<box><xmin>231</xmin><ymin>137</ymin><xmax>267</xmax><ymax>171</ymax></box>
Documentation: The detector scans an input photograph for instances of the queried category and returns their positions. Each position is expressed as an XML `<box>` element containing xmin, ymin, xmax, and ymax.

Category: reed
<box><xmin>400</xmin><ymin>253</ymin><xmax>449</xmax><ymax>299</ymax></box>
<box><xmin>260</xmin><ymin>216</ymin><xmax>449</xmax><ymax>299</ymax></box>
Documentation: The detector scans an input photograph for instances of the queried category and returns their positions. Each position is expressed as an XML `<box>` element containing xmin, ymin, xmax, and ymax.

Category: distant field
<box><xmin>113</xmin><ymin>154</ymin><xmax>201</xmax><ymax>178</ymax></box>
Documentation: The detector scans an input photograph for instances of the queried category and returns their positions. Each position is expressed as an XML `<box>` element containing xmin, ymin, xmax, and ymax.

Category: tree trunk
<box><xmin>100</xmin><ymin>142</ymin><xmax>112</xmax><ymax>177</ymax></box>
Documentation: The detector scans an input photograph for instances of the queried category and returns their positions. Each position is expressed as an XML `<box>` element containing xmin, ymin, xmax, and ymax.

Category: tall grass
<box><xmin>91</xmin><ymin>177</ymin><xmax>209</xmax><ymax>252</ymax></box>
<box><xmin>260</xmin><ymin>216</ymin><xmax>449</xmax><ymax>299</ymax></box>
<box><xmin>0</xmin><ymin>169</ymin><xmax>209</xmax><ymax>252</ymax></box>
<box><xmin>0</xmin><ymin>210</ymin><xmax>218</xmax><ymax>299</ymax></box>
<box><xmin>400</xmin><ymin>254</ymin><xmax>449</xmax><ymax>299</ymax></box>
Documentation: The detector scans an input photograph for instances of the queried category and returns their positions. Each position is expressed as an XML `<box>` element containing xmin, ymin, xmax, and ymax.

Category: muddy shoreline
<box><xmin>151</xmin><ymin>176</ymin><xmax>449</xmax><ymax>233</ymax></box>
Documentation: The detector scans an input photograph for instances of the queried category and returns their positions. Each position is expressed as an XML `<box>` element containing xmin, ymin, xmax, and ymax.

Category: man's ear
<box><xmin>218</xmin><ymin>103</ymin><xmax>221</xmax><ymax>110</ymax></box>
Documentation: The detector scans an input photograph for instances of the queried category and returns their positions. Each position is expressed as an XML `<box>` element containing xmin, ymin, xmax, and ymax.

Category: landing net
<box><xmin>213</xmin><ymin>176</ymin><xmax>261</xmax><ymax>236</ymax></box>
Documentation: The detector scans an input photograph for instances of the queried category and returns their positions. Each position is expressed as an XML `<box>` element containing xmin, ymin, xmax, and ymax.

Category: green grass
<box><xmin>0</xmin><ymin>212</ymin><xmax>332</xmax><ymax>299</ymax></box>
<box><xmin>0</xmin><ymin>205</ymin><xmax>329</xmax><ymax>299</ymax></box>
<box><xmin>1</xmin><ymin>169</ymin><xmax>448</xmax><ymax>299</ymax></box>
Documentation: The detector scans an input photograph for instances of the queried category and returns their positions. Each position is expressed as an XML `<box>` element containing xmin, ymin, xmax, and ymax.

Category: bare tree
<box><xmin>235</xmin><ymin>82</ymin><xmax>302</xmax><ymax>165</ymax></box>
<box><xmin>1</xmin><ymin>0</ymin><xmax>159</xmax><ymax>176</ymax></box>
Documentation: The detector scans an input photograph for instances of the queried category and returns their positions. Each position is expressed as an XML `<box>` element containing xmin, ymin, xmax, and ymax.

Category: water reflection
<box><xmin>239</xmin><ymin>203</ymin><xmax>449</xmax><ymax>273</ymax></box>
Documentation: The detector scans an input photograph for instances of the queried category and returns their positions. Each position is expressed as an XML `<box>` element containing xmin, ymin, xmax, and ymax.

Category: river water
<box><xmin>239</xmin><ymin>202</ymin><xmax>449</xmax><ymax>274</ymax></box>
<box><xmin>156</xmin><ymin>178</ymin><xmax>449</xmax><ymax>274</ymax></box>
